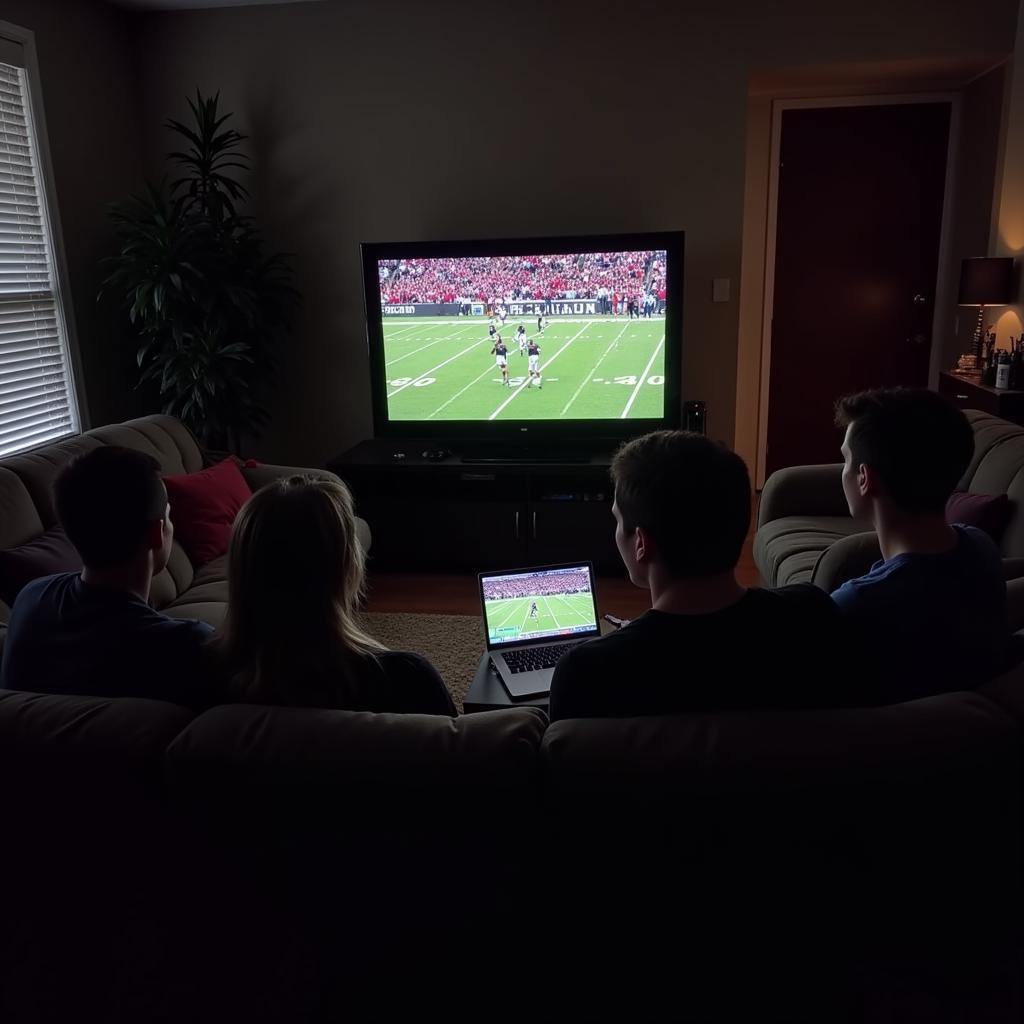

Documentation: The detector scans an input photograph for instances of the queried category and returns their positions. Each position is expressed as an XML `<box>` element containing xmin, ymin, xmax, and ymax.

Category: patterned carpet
<box><xmin>360</xmin><ymin>612</ymin><xmax>483</xmax><ymax>712</ymax></box>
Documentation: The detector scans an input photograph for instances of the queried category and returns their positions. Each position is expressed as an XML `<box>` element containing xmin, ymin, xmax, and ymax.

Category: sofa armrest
<box><xmin>240</xmin><ymin>464</ymin><xmax>372</xmax><ymax>553</ymax></box>
<box><xmin>809</xmin><ymin>530</ymin><xmax>880</xmax><ymax>593</ymax></box>
<box><xmin>758</xmin><ymin>464</ymin><xmax>849</xmax><ymax>529</ymax></box>
<box><xmin>978</xmin><ymin>656</ymin><xmax>1024</xmax><ymax>723</ymax></box>
<box><xmin>241</xmin><ymin>462</ymin><xmax>340</xmax><ymax>491</ymax></box>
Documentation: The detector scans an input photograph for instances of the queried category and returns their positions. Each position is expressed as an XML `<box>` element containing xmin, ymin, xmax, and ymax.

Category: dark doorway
<box><xmin>764</xmin><ymin>101</ymin><xmax>951</xmax><ymax>476</ymax></box>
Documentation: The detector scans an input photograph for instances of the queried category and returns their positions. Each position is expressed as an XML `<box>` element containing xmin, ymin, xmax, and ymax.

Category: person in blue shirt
<box><xmin>831</xmin><ymin>388</ymin><xmax>1006</xmax><ymax>701</ymax></box>
<box><xmin>0</xmin><ymin>446</ymin><xmax>214</xmax><ymax>708</ymax></box>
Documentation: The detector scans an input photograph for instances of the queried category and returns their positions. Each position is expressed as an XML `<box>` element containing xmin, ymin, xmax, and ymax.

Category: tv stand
<box><xmin>328</xmin><ymin>439</ymin><xmax>623</xmax><ymax>574</ymax></box>
<box><xmin>459</xmin><ymin>443</ymin><xmax>592</xmax><ymax>465</ymax></box>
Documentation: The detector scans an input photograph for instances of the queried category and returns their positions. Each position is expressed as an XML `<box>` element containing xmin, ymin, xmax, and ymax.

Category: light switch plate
<box><xmin>712</xmin><ymin>278</ymin><xmax>730</xmax><ymax>303</ymax></box>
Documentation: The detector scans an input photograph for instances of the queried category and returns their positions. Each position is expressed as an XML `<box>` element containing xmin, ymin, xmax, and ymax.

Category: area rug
<box><xmin>359</xmin><ymin>612</ymin><xmax>483</xmax><ymax>712</ymax></box>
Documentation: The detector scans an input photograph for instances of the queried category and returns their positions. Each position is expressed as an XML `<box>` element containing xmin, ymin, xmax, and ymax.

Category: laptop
<box><xmin>478</xmin><ymin>562</ymin><xmax>602</xmax><ymax>700</ymax></box>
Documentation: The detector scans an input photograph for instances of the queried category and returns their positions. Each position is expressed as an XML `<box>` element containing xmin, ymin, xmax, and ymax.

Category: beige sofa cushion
<box><xmin>86</xmin><ymin>416</ymin><xmax>204</xmax><ymax>476</ymax></box>
<box><xmin>0</xmin><ymin>466</ymin><xmax>44</xmax><ymax>550</ymax></box>
<box><xmin>3</xmin><ymin>434</ymin><xmax>102</xmax><ymax>527</ymax></box>
<box><xmin>753</xmin><ymin>515</ymin><xmax>867</xmax><ymax>587</ymax></box>
<box><xmin>163</xmin><ymin>555</ymin><xmax>228</xmax><ymax>629</ymax></box>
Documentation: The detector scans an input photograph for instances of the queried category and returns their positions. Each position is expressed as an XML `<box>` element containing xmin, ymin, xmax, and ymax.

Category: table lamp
<box><xmin>959</xmin><ymin>256</ymin><xmax>1014</xmax><ymax>358</ymax></box>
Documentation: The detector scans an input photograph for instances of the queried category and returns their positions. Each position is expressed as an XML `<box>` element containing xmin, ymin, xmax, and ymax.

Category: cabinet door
<box><xmin>347</xmin><ymin>468</ymin><xmax>530</xmax><ymax>572</ymax></box>
<box><xmin>527</xmin><ymin>500</ymin><xmax>623</xmax><ymax>575</ymax></box>
<box><xmin>361</xmin><ymin>497</ymin><xmax>527</xmax><ymax>572</ymax></box>
<box><xmin>938</xmin><ymin>374</ymin><xmax>993</xmax><ymax>413</ymax></box>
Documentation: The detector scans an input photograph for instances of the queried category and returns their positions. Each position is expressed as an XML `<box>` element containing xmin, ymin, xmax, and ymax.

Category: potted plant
<box><xmin>101</xmin><ymin>90</ymin><xmax>298</xmax><ymax>452</ymax></box>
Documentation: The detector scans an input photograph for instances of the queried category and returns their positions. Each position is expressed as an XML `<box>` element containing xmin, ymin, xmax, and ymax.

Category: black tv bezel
<box><xmin>360</xmin><ymin>230</ymin><xmax>684</xmax><ymax>445</ymax></box>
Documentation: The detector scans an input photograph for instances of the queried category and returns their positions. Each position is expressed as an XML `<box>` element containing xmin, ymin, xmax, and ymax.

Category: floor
<box><xmin>364</xmin><ymin>496</ymin><xmax>762</xmax><ymax>616</ymax></box>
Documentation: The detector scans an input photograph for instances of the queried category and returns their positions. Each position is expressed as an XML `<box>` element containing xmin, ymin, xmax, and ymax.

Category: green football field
<box><xmin>381</xmin><ymin>315</ymin><xmax>665</xmax><ymax>421</ymax></box>
<box><xmin>484</xmin><ymin>592</ymin><xmax>597</xmax><ymax>644</ymax></box>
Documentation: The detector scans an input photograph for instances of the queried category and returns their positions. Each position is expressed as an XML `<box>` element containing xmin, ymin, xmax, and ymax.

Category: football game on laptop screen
<box><xmin>481</xmin><ymin>565</ymin><xmax>600</xmax><ymax>648</ymax></box>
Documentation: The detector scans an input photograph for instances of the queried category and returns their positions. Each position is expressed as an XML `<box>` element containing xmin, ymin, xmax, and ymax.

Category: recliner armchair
<box><xmin>755</xmin><ymin>409</ymin><xmax>1024</xmax><ymax>591</ymax></box>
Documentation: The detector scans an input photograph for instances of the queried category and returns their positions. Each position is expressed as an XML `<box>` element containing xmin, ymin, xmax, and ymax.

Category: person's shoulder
<box><xmin>553</xmin><ymin>625</ymin><xmax>636</xmax><ymax>678</ymax></box>
<box><xmin>15</xmin><ymin>571</ymin><xmax>76</xmax><ymax>603</ymax></box>
<box><xmin>751</xmin><ymin>584</ymin><xmax>844</xmax><ymax>625</ymax></box>
<box><xmin>754</xmin><ymin>583</ymin><xmax>836</xmax><ymax>611</ymax></box>
<box><xmin>146</xmin><ymin>608</ymin><xmax>215</xmax><ymax>645</ymax></box>
<box><xmin>375</xmin><ymin>650</ymin><xmax>456</xmax><ymax>715</ymax></box>
<box><xmin>575</xmin><ymin>619</ymin><xmax>644</xmax><ymax>649</ymax></box>
<box><xmin>830</xmin><ymin>558</ymin><xmax>902</xmax><ymax>608</ymax></box>
<box><xmin>956</xmin><ymin>524</ymin><xmax>1003</xmax><ymax>563</ymax></box>
<box><xmin>376</xmin><ymin>649</ymin><xmax>438</xmax><ymax>677</ymax></box>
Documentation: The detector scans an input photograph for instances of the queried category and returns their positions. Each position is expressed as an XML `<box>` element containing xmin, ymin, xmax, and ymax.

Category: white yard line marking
<box><xmin>493</xmin><ymin>599</ymin><xmax>523</xmax><ymax>628</ymax></box>
<box><xmin>382</xmin><ymin>324</ymin><xmax>427</xmax><ymax>338</ymax></box>
<box><xmin>426</xmin><ymin>361</ymin><xmax>497</xmax><ymax>418</ymax></box>
<box><xmin>387</xmin><ymin>337</ymin><xmax>490</xmax><ymax>398</ymax></box>
<box><xmin>553</xmin><ymin>593</ymin><xmax>589</xmax><ymax>621</ymax></box>
<box><xmin>385</xmin><ymin>324</ymin><xmax>478</xmax><ymax>367</ymax></box>
<box><xmin>487</xmin><ymin>322</ymin><xmax>593</xmax><ymax>421</ymax></box>
<box><xmin>543</xmin><ymin>596</ymin><xmax>563</xmax><ymax>628</ymax></box>
<box><xmin>518</xmin><ymin>604</ymin><xmax>533</xmax><ymax>635</ymax></box>
<box><xmin>560</xmin><ymin>321</ymin><xmax>631</xmax><ymax>416</ymax></box>
<box><xmin>620</xmin><ymin>335</ymin><xmax>664</xmax><ymax>419</ymax></box>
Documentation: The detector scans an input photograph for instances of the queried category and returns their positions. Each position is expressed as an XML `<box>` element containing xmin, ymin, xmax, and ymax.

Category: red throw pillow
<box><xmin>0</xmin><ymin>525</ymin><xmax>82</xmax><ymax>606</ymax></box>
<box><xmin>945</xmin><ymin>491</ymin><xmax>1012</xmax><ymax>542</ymax></box>
<box><xmin>163</xmin><ymin>458</ymin><xmax>252</xmax><ymax>567</ymax></box>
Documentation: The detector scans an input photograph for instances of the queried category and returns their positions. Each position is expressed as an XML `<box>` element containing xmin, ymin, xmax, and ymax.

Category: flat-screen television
<box><xmin>360</xmin><ymin>231</ymin><xmax>683</xmax><ymax>447</ymax></box>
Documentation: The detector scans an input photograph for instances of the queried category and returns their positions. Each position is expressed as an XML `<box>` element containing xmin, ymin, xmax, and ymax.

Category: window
<box><xmin>0</xmin><ymin>31</ymin><xmax>80</xmax><ymax>457</ymax></box>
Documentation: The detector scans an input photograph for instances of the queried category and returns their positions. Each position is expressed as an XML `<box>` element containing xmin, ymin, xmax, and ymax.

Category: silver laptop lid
<box><xmin>479</xmin><ymin>562</ymin><xmax>601</xmax><ymax>652</ymax></box>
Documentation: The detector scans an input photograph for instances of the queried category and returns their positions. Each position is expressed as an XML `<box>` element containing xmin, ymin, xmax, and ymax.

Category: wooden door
<box><xmin>765</xmin><ymin>102</ymin><xmax>951</xmax><ymax>476</ymax></box>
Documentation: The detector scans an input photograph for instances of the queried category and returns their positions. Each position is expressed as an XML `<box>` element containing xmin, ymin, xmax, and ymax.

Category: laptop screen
<box><xmin>480</xmin><ymin>563</ymin><xmax>600</xmax><ymax>648</ymax></box>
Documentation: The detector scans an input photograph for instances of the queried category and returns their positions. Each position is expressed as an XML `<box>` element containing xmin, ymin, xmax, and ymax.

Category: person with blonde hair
<box><xmin>211</xmin><ymin>475</ymin><xmax>455</xmax><ymax>715</ymax></box>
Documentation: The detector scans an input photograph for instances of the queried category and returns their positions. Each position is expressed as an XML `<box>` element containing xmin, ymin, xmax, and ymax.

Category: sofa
<box><xmin>1</xmin><ymin>672</ymin><xmax>1021</xmax><ymax>1022</ymax></box>
<box><xmin>755</xmin><ymin>408</ymin><xmax>1024</xmax><ymax>590</ymax></box>
<box><xmin>0</xmin><ymin>414</ymin><xmax>370</xmax><ymax>651</ymax></box>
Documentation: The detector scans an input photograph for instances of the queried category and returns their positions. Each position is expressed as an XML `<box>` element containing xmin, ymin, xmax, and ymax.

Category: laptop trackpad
<box><xmin>492</xmin><ymin>658</ymin><xmax>553</xmax><ymax>701</ymax></box>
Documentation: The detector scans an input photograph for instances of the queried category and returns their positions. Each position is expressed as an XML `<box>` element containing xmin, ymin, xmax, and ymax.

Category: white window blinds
<box><xmin>0</xmin><ymin>51</ymin><xmax>78</xmax><ymax>457</ymax></box>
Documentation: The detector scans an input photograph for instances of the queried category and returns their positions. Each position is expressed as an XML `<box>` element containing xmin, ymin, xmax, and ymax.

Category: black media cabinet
<box><xmin>328</xmin><ymin>439</ymin><xmax>623</xmax><ymax>574</ymax></box>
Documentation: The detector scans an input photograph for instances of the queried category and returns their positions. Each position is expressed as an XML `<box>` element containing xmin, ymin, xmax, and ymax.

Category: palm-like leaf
<box><xmin>100</xmin><ymin>90</ymin><xmax>298</xmax><ymax>449</ymax></box>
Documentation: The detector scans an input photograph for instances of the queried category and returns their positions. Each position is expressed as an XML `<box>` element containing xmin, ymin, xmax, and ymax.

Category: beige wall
<box><xmin>1</xmin><ymin>0</ymin><xmax>144</xmax><ymax>428</ymax></box>
<box><xmin>993</xmin><ymin>0</ymin><xmax>1024</xmax><ymax>345</ymax></box>
<box><xmin>126</xmin><ymin>0</ymin><xmax>1016</xmax><ymax>466</ymax></box>
<box><xmin>945</xmin><ymin>64</ymin><xmax>1009</xmax><ymax>364</ymax></box>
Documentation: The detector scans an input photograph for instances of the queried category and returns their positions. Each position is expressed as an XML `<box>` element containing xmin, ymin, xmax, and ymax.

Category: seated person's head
<box><xmin>611</xmin><ymin>431</ymin><xmax>750</xmax><ymax>587</ymax></box>
<box><xmin>835</xmin><ymin>388</ymin><xmax>973</xmax><ymax>521</ymax></box>
<box><xmin>217</xmin><ymin>476</ymin><xmax>381</xmax><ymax>699</ymax></box>
<box><xmin>54</xmin><ymin>446</ymin><xmax>172</xmax><ymax>576</ymax></box>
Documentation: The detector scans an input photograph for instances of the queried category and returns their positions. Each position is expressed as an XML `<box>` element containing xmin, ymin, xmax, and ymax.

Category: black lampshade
<box><xmin>958</xmin><ymin>257</ymin><xmax>1014</xmax><ymax>306</ymax></box>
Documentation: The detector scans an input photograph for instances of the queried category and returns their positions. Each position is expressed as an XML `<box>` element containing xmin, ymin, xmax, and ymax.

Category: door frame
<box><xmin>754</xmin><ymin>93</ymin><xmax>961</xmax><ymax>488</ymax></box>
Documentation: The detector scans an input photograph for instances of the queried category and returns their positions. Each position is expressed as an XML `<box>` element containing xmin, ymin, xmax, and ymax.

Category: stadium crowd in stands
<box><xmin>483</xmin><ymin>570</ymin><xmax>592</xmax><ymax>601</ymax></box>
<box><xmin>380</xmin><ymin>252</ymin><xmax>666</xmax><ymax>313</ymax></box>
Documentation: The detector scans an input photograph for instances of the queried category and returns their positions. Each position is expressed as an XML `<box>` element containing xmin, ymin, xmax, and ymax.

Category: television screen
<box><xmin>361</xmin><ymin>232</ymin><xmax>683</xmax><ymax>441</ymax></box>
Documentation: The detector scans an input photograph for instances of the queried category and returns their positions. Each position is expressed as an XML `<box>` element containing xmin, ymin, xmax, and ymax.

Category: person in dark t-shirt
<box><xmin>209</xmin><ymin>475</ymin><xmax>455</xmax><ymax>716</ymax></box>
<box><xmin>549</xmin><ymin>431</ymin><xmax>848</xmax><ymax>721</ymax></box>
<box><xmin>492</xmin><ymin>338</ymin><xmax>510</xmax><ymax>387</ymax></box>
<box><xmin>0</xmin><ymin>447</ymin><xmax>213</xmax><ymax>708</ymax></box>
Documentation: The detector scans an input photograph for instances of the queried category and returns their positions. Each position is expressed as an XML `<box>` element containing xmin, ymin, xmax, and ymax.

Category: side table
<box><xmin>463</xmin><ymin>652</ymin><xmax>549</xmax><ymax>715</ymax></box>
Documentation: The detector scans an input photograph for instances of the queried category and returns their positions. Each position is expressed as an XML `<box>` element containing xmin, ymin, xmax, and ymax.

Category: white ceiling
<box><xmin>109</xmin><ymin>0</ymin><xmax>322</xmax><ymax>10</ymax></box>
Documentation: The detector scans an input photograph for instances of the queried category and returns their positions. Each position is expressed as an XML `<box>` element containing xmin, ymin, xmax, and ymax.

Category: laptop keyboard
<box><xmin>503</xmin><ymin>642</ymin><xmax>581</xmax><ymax>674</ymax></box>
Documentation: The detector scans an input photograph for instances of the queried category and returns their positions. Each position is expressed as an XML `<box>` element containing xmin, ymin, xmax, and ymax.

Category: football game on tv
<box><xmin>374</xmin><ymin>247</ymin><xmax>669</xmax><ymax>423</ymax></box>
